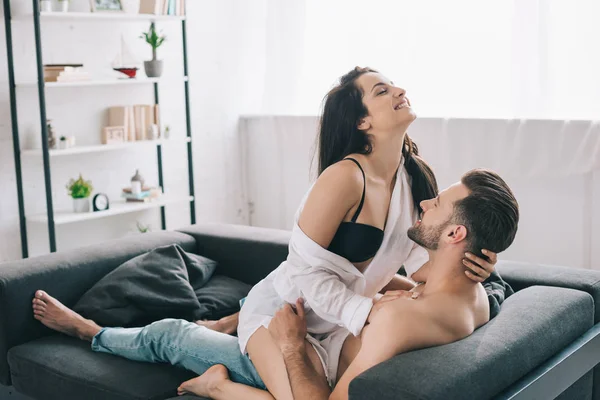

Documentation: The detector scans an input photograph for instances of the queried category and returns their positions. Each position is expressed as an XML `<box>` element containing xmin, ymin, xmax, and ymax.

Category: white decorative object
<box><xmin>148</xmin><ymin>124</ymin><xmax>159</xmax><ymax>140</ymax></box>
<box><xmin>131</xmin><ymin>181</ymin><xmax>142</xmax><ymax>194</ymax></box>
<box><xmin>73</xmin><ymin>198</ymin><xmax>90</xmax><ymax>213</ymax></box>
<box><xmin>102</xmin><ymin>126</ymin><xmax>126</xmax><ymax>144</ymax></box>
<box><xmin>89</xmin><ymin>0</ymin><xmax>123</xmax><ymax>12</ymax></box>
<box><xmin>40</xmin><ymin>0</ymin><xmax>52</xmax><ymax>12</ymax></box>
<box><xmin>58</xmin><ymin>138</ymin><xmax>68</xmax><ymax>149</ymax></box>
<box><xmin>66</xmin><ymin>136</ymin><xmax>76</xmax><ymax>148</ymax></box>
<box><xmin>121</xmin><ymin>0</ymin><xmax>140</xmax><ymax>13</ymax></box>
<box><xmin>59</xmin><ymin>0</ymin><xmax>69</xmax><ymax>12</ymax></box>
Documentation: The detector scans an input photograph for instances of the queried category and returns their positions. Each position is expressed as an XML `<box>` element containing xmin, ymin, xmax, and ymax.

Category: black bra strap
<box><xmin>343</xmin><ymin>158</ymin><xmax>366</xmax><ymax>223</ymax></box>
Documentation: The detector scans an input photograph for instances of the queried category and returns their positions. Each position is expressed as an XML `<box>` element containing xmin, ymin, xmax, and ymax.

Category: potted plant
<box><xmin>140</xmin><ymin>23</ymin><xmax>166</xmax><ymax>78</ymax></box>
<box><xmin>66</xmin><ymin>174</ymin><xmax>93</xmax><ymax>213</ymax></box>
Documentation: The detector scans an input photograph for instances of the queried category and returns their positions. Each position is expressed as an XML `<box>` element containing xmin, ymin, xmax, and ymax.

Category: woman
<box><xmin>178</xmin><ymin>67</ymin><xmax>497</xmax><ymax>399</ymax></box>
<box><xmin>32</xmin><ymin>67</ymin><xmax>496</xmax><ymax>400</ymax></box>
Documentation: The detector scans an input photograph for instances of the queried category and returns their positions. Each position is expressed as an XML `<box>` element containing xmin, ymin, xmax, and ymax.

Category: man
<box><xmin>33</xmin><ymin>168</ymin><xmax>517</xmax><ymax>400</ymax></box>
<box><xmin>174</xmin><ymin>168</ymin><xmax>519</xmax><ymax>399</ymax></box>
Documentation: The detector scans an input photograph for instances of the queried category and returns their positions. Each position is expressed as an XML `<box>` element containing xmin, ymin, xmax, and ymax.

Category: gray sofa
<box><xmin>0</xmin><ymin>223</ymin><xmax>599</xmax><ymax>400</ymax></box>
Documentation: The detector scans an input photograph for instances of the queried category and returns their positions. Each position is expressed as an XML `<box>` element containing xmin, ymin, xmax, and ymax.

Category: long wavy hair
<box><xmin>316</xmin><ymin>67</ymin><xmax>438</xmax><ymax>213</ymax></box>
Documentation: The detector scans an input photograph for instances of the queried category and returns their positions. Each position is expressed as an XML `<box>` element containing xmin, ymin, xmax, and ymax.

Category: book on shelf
<box><xmin>44</xmin><ymin>64</ymin><xmax>90</xmax><ymax>83</ymax></box>
<box><xmin>105</xmin><ymin>104</ymin><xmax>162</xmax><ymax>144</ymax></box>
<box><xmin>108</xmin><ymin>106</ymin><xmax>130</xmax><ymax>141</ymax></box>
<box><xmin>122</xmin><ymin>187</ymin><xmax>163</xmax><ymax>202</ymax></box>
<box><xmin>139</xmin><ymin>0</ymin><xmax>185</xmax><ymax>16</ymax></box>
<box><xmin>133</xmin><ymin>105</ymin><xmax>147</xmax><ymax>141</ymax></box>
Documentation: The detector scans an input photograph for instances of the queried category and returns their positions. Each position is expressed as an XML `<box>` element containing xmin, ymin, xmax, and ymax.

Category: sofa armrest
<box><xmin>0</xmin><ymin>231</ymin><xmax>196</xmax><ymax>386</ymax></box>
<box><xmin>348</xmin><ymin>286</ymin><xmax>593</xmax><ymax>400</ymax></box>
<box><xmin>497</xmin><ymin>261</ymin><xmax>600</xmax><ymax>323</ymax></box>
<box><xmin>177</xmin><ymin>223</ymin><xmax>291</xmax><ymax>285</ymax></box>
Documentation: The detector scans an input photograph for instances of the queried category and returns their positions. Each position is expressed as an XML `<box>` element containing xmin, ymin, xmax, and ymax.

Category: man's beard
<box><xmin>407</xmin><ymin>219</ymin><xmax>451</xmax><ymax>250</ymax></box>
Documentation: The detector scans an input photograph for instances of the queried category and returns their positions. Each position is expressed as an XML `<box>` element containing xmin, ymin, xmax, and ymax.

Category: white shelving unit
<box><xmin>16</xmin><ymin>76</ymin><xmax>188</xmax><ymax>88</ymax></box>
<box><xmin>5</xmin><ymin>1</ymin><xmax>196</xmax><ymax>256</ymax></box>
<box><xmin>21</xmin><ymin>137</ymin><xmax>191</xmax><ymax>157</ymax></box>
<box><xmin>12</xmin><ymin>11</ymin><xmax>186</xmax><ymax>22</ymax></box>
<box><xmin>27</xmin><ymin>195</ymin><xmax>195</xmax><ymax>224</ymax></box>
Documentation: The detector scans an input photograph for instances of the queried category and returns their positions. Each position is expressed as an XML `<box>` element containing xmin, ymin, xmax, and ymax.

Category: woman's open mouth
<box><xmin>394</xmin><ymin>101</ymin><xmax>409</xmax><ymax>110</ymax></box>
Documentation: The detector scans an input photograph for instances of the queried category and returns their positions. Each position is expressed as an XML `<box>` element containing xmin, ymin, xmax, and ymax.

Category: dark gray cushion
<box><xmin>8</xmin><ymin>335</ymin><xmax>196</xmax><ymax>400</ymax></box>
<box><xmin>194</xmin><ymin>275</ymin><xmax>251</xmax><ymax>320</ymax></box>
<box><xmin>348</xmin><ymin>286</ymin><xmax>594</xmax><ymax>400</ymax></box>
<box><xmin>177</xmin><ymin>223</ymin><xmax>290</xmax><ymax>285</ymax></box>
<box><xmin>0</xmin><ymin>231</ymin><xmax>196</xmax><ymax>386</ymax></box>
<box><xmin>73</xmin><ymin>244</ymin><xmax>217</xmax><ymax>327</ymax></box>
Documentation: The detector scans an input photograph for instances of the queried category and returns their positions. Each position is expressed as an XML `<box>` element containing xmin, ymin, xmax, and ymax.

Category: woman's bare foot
<box><xmin>32</xmin><ymin>290</ymin><xmax>101</xmax><ymax>342</ymax></box>
<box><xmin>194</xmin><ymin>312</ymin><xmax>239</xmax><ymax>335</ymax></box>
<box><xmin>177</xmin><ymin>364</ymin><xmax>229</xmax><ymax>397</ymax></box>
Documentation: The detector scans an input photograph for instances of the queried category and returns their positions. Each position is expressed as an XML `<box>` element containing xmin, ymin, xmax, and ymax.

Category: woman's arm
<box><xmin>297</xmin><ymin>160</ymin><xmax>363</xmax><ymax>248</ymax></box>
<box><xmin>287</xmin><ymin>160</ymin><xmax>377</xmax><ymax>336</ymax></box>
<box><xmin>380</xmin><ymin>274</ymin><xmax>416</xmax><ymax>292</ymax></box>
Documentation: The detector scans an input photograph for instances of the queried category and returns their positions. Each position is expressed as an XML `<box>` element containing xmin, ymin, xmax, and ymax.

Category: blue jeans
<box><xmin>91</xmin><ymin>318</ymin><xmax>266</xmax><ymax>389</ymax></box>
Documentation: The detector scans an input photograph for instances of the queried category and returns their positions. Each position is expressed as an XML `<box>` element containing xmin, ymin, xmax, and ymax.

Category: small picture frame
<box><xmin>89</xmin><ymin>0</ymin><xmax>123</xmax><ymax>12</ymax></box>
<box><xmin>102</xmin><ymin>126</ymin><xmax>126</xmax><ymax>144</ymax></box>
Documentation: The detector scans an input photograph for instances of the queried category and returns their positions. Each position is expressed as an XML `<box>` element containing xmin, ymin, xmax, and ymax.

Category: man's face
<box><xmin>407</xmin><ymin>182</ymin><xmax>470</xmax><ymax>250</ymax></box>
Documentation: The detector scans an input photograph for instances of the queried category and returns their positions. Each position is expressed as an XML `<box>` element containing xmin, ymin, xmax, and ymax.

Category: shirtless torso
<box><xmin>332</xmin><ymin>281</ymin><xmax>490</xmax><ymax>400</ymax></box>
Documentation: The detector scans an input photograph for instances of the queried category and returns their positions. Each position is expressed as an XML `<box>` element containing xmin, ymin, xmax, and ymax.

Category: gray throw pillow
<box><xmin>194</xmin><ymin>275</ymin><xmax>252</xmax><ymax>320</ymax></box>
<box><xmin>73</xmin><ymin>244</ymin><xmax>216</xmax><ymax>327</ymax></box>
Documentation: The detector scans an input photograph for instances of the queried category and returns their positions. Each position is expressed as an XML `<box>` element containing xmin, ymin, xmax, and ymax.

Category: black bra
<box><xmin>327</xmin><ymin>158</ymin><xmax>385</xmax><ymax>263</ymax></box>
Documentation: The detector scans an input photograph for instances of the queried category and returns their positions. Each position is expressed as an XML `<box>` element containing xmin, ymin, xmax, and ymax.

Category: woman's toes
<box><xmin>35</xmin><ymin>290</ymin><xmax>45</xmax><ymax>299</ymax></box>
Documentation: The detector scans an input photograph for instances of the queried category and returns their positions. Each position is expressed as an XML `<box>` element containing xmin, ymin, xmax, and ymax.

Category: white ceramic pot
<box><xmin>121</xmin><ymin>0</ymin><xmax>140</xmax><ymax>14</ymax></box>
<box><xmin>73</xmin><ymin>197</ymin><xmax>90</xmax><ymax>213</ymax></box>
<box><xmin>58</xmin><ymin>0</ymin><xmax>69</xmax><ymax>12</ymax></box>
<box><xmin>40</xmin><ymin>0</ymin><xmax>52</xmax><ymax>12</ymax></box>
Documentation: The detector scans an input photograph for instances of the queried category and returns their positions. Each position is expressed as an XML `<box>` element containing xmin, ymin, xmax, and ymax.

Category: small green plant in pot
<box><xmin>66</xmin><ymin>174</ymin><xmax>93</xmax><ymax>213</ymax></box>
<box><xmin>140</xmin><ymin>23</ymin><xmax>166</xmax><ymax>78</ymax></box>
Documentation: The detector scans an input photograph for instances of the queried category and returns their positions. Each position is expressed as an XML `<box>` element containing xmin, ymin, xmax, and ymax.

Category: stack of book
<box><xmin>139</xmin><ymin>0</ymin><xmax>185</xmax><ymax>16</ymax></box>
<box><xmin>44</xmin><ymin>64</ymin><xmax>91</xmax><ymax>83</ymax></box>
<box><xmin>122</xmin><ymin>187</ymin><xmax>162</xmax><ymax>203</ymax></box>
<box><xmin>106</xmin><ymin>104</ymin><xmax>160</xmax><ymax>142</ymax></box>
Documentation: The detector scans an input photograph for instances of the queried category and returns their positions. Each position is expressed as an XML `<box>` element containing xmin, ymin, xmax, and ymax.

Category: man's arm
<box><xmin>269</xmin><ymin>299</ymin><xmax>331</xmax><ymax>400</ymax></box>
<box><xmin>280</xmin><ymin>343</ymin><xmax>330</xmax><ymax>400</ymax></box>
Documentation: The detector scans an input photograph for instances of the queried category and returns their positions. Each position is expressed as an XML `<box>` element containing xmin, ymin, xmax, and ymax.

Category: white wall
<box><xmin>0</xmin><ymin>0</ymin><xmax>295</xmax><ymax>261</ymax></box>
<box><xmin>241</xmin><ymin>115</ymin><xmax>600</xmax><ymax>270</ymax></box>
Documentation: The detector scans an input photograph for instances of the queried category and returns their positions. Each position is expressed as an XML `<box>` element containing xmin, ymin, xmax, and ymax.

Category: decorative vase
<box><xmin>73</xmin><ymin>197</ymin><xmax>90</xmax><ymax>213</ymax></box>
<box><xmin>40</xmin><ymin>0</ymin><xmax>52</xmax><ymax>12</ymax></box>
<box><xmin>131</xmin><ymin>169</ymin><xmax>145</xmax><ymax>188</ymax></box>
<box><xmin>144</xmin><ymin>60</ymin><xmax>163</xmax><ymax>78</ymax></box>
<box><xmin>58</xmin><ymin>0</ymin><xmax>69</xmax><ymax>12</ymax></box>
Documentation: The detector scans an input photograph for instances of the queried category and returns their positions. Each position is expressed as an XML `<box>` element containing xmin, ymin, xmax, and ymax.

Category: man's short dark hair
<box><xmin>453</xmin><ymin>169</ymin><xmax>519</xmax><ymax>257</ymax></box>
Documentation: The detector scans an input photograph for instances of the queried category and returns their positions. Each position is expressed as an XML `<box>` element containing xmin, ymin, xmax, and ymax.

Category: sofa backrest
<box><xmin>177</xmin><ymin>223</ymin><xmax>291</xmax><ymax>285</ymax></box>
<box><xmin>498</xmin><ymin>261</ymin><xmax>600</xmax><ymax>323</ymax></box>
<box><xmin>0</xmin><ymin>231</ymin><xmax>196</xmax><ymax>386</ymax></box>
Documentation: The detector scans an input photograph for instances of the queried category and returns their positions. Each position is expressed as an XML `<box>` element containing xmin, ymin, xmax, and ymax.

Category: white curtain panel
<box><xmin>289</xmin><ymin>0</ymin><xmax>600</xmax><ymax>119</ymax></box>
<box><xmin>240</xmin><ymin>116</ymin><xmax>600</xmax><ymax>270</ymax></box>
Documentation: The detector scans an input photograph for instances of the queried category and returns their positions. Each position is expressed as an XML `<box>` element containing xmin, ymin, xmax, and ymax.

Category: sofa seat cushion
<box><xmin>349</xmin><ymin>286</ymin><xmax>595</xmax><ymax>400</ymax></box>
<box><xmin>8</xmin><ymin>335</ymin><xmax>196</xmax><ymax>400</ymax></box>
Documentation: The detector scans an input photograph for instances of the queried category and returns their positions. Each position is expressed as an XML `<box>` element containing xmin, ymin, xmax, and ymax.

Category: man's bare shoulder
<box><xmin>371</xmin><ymin>292</ymin><xmax>487</xmax><ymax>354</ymax></box>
